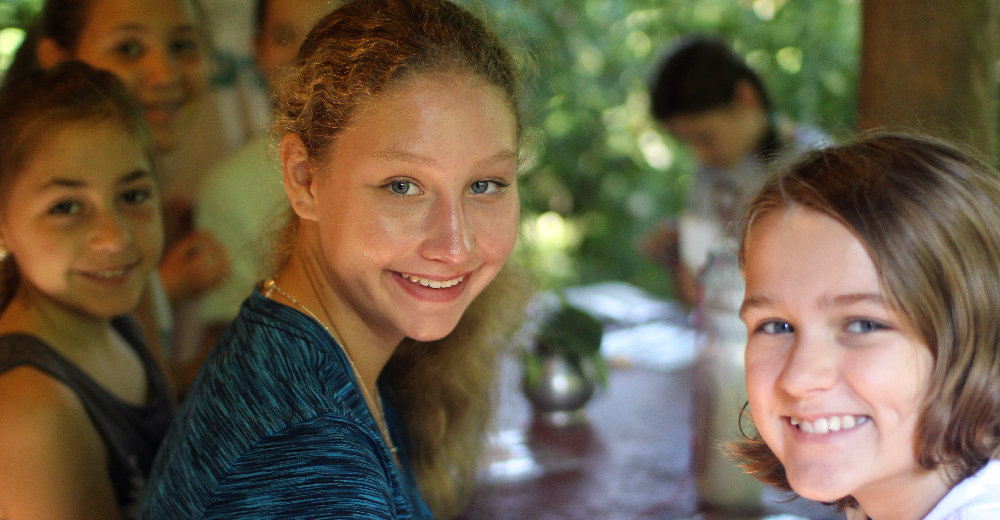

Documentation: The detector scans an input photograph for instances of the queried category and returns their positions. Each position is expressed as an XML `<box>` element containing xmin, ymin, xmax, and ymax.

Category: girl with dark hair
<box><xmin>646</xmin><ymin>36</ymin><xmax>826</xmax><ymax>306</ymax></box>
<box><xmin>0</xmin><ymin>61</ymin><xmax>173</xmax><ymax>520</ymax></box>
<box><xmin>13</xmin><ymin>0</ymin><xmax>230</xmax><ymax>393</ymax></box>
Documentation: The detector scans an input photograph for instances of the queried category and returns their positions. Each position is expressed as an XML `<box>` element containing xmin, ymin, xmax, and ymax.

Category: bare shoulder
<box><xmin>0</xmin><ymin>366</ymin><xmax>121</xmax><ymax>520</ymax></box>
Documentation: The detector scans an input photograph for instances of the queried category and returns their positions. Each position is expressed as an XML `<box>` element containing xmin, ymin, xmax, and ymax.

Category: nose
<box><xmin>776</xmin><ymin>330</ymin><xmax>839</xmax><ymax>397</ymax></box>
<box><xmin>89</xmin><ymin>210</ymin><xmax>132</xmax><ymax>254</ymax></box>
<box><xmin>144</xmin><ymin>48</ymin><xmax>181</xmax><ymax>88</ymax></box>
<box><xmin>419</xmin><ymin>195</ymin><xmax>472</xmax><ymax>264</ymax></box>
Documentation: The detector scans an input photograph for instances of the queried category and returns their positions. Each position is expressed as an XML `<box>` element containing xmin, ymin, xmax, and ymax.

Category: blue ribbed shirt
<box><xmin>140</xmin><ymin>291</ymin><xmax>433</xmax><ymax>519</ymax></box>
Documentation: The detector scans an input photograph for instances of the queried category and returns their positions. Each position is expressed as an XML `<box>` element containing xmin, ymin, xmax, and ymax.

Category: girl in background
<box><xmin>13</xmin><ymin>0</ymin><xmax>230</xmax><ymax>392</ymax></box>
<box><xmin>0</xmin><ymin>62</ymin><xmax>173</xmax><ymax>520</ymax></box>
<box><xmin>645</xmin><ymin>36</ymin><xmax>827</xmax><ymax>306</ymax></box>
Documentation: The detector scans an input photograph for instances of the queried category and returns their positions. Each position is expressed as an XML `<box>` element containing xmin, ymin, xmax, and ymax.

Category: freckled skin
<box><xmin>301</xmin><ymin>71</ymin><xmax>519</xmax><ymax>348</ymax></box>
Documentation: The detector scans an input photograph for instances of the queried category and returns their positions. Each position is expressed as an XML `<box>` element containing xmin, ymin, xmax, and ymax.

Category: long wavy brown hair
<box><xmin>269</xmin><ymin>1</ymin><xmax>530</xmax><ymax>516</ymax></box>
<box><xmin>733</xmin><ymin>132</ymin><xmax>1000</xmax><ymax>509</ymax></box>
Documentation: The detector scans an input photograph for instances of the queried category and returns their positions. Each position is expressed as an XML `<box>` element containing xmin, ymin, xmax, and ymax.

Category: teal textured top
<box><xmin>140</xmin><ymin>291</ymin><xmax>433</xmax><ymax>519</ymax></box>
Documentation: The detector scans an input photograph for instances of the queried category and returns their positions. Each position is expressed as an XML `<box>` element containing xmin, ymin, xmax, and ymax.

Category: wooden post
<box><xmin>859</xmin><ymin>0</ymin><xmax>999</xmax><ymax>159</ymax></box>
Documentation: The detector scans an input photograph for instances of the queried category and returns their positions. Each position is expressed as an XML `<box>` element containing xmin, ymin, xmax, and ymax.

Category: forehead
<box><xmin>745</xmin><ymin>205</ymin><xmax>875</xmax><ymax>278</ymax></box>
<box><xmin>16</xmin><ymin>120</ymin><xmax>149</xmax><ymax>186</ymax></box>
<box><xmin>263</xmin><ymin>0</ymin><xmax>333</xmax><ymax>28</ymax></box>
<box><xmin>83</xmin><ymin>0</ymin><xmax>197</xmax><ymax>33</ymax></box>
<box><xmin>666</xmin><ymin>107</ymin><xmax>737</xmax><ymax>137</ymax></box>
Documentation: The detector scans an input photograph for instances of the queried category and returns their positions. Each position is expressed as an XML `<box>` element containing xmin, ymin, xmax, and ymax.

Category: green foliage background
<box><xmin>471</xmin><ymin>0</ymin><xmax>860</xmax><ymax>298</ymax></box>
<box><xmin>0</xmin><ymin>0</ymin><xmax>861</xmax><ymax>299</ymax></box>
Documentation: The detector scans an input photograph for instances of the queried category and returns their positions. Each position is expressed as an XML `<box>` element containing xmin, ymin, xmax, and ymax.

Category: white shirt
<box><xmin>924</xmin><ymin>460</ymin><xmax>1000</xmax><ymax>520</ymax></box>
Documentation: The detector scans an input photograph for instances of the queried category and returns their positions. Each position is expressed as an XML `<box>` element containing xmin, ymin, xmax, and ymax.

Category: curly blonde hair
<box><xmin>270</xmin><ymin>1</ymin><xmax>529</xmax><ymax>516</ymax></box>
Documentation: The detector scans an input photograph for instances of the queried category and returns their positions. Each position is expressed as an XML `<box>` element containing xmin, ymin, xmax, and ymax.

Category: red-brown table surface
<box><xmin>459</xmin><ymin>361</ymin><xmax>845</xmax><ymax>520</ymax></box>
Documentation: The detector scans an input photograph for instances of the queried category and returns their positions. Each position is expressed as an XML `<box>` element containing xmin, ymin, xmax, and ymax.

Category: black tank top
<box><xmin>0</xmin><ymin>317</ymin><xmax>174</xmax><ymax>519</ymax></box>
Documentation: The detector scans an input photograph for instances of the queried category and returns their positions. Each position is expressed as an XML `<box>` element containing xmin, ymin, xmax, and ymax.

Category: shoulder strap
<box><xmin>0</xmin><ymin>333</ymin><xmax>78</xmax><ymax>385</ymax></box>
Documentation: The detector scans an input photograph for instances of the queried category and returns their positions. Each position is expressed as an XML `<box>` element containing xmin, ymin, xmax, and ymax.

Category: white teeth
<box><xmin>401</xmin><ymin>273</ymin><xmax>464</xmax><ymax>289</ymax></box>
<box><xmin>791</xmin><ymin>415</ymin><xmax>867</xmax><ymax>434</ymax></box>
<box><xmin>92</xmin><ymin>267</ymin><xmax>128</xmax><ymax>279</ymax></box>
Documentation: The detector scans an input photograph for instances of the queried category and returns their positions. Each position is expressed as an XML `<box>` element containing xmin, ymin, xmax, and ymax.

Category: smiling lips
<box><xmin>143</xmin><ymin>100</ymin><xmax>184</xmax><ymax>125</ymax></box>
<box><xmin>400</xmin><ymin>272</ymin><xmax>465</xmax><ymax>289</ymax></box>
<box><xmin>77</xmin><ymin>261</ymin><xmax>138</xmax><ymax>283</ymax></box>
<box><xmin>789</xmin><ymin>415</ymin><xmax>870</xmax><ymax>434</ymax></box>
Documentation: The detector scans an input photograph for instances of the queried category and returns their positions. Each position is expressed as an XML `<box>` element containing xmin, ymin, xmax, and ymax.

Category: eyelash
<box><xmin>470</xmin><ymin>179</ymin><xmax>509</xmax><ymax>194</ymax></box>
<box><xmin>48</xmin><ymin>200</ymin><xmax>80</xmax><ymax>216</ymax></box>
<box><xmin>750</xmin><ymin>318</ymin><xmax>889</xmax><ymax>336</ymax></box>
<box><xmin>46</xmin><ymin>188</ymin><xmax>152</xmax><ymax>216</ymax></box>
<box><xmin>755</xmin><ymin>320</ymin><xmax>793</xmax><ymax>335</ymax></box>
<box><xmin>845</xmin><ymin>319</ymin><xmax>888</xmax><ymax>333</ymax></box>
<box><xmin>112</xmin><ymin>37</ymin><xmax>200</xmax><ymax>60</ymax></box>
<box><xmin>382</xmin><ymin>178</ymin><xmax>510</xmax><ymax>196</ymax></box>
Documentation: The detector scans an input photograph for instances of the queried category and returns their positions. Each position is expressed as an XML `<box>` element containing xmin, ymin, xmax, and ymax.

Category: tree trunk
<box><xmin>859</xmin><ymin>0</ymin><xmax>999</xmax><ymax>159</ymax></box>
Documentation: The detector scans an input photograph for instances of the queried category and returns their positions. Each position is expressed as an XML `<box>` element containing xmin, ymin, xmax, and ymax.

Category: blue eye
<box><xmin>846</xmin><ymin>319</ymin><xmax>886</xmax><ymax>333</ymax></box>
<box><xmin>387</xmin><ymin>179</ymin><xmax>419</xmax><ymax>196</ymax></box>
<box><xmin>758</xmin><ymin>320</ymin><xmax>794</xmax><ymax>334</ymax></box>
<box><xmin>470</xmin><ymin>179</ymin><xmax>508</xmax><ymax>194</ymax></box>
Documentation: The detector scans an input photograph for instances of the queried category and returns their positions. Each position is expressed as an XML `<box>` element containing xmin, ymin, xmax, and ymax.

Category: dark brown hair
<box><xmin>734</xmin><ymin>132</ymin><xmax>1000</xmax><ymax>508</ymax></box>
<box><xmin>0</xmin><ymin>60</ymin><xmax>153</xmax><ymax>311</ymax></box>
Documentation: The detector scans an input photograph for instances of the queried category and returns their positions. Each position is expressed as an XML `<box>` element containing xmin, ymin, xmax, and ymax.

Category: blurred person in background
<box><xmin>9</xmin><ymin>0</ymin><xmax>231</xmax><ymax>395</ymax></box>
<box><xmin>192</xmin><ymin>0</ymin><xmax>338</xmax><ymax>354</ymax></box>
<box><xmin>0</xmin><ymin>61</ymin><xmax>174</xmax><ymax>520</ymax></box>
<box><xmin>644</xmin><ymin>35</ymin><xmax>826</xmax><ymax>307</ymax></box>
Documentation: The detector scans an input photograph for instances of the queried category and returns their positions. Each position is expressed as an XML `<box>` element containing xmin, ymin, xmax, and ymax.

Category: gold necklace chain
<box><xmin>263</xmin><ymin>279</ymin><xmax>399</xmax><ymax>457</ymax></box>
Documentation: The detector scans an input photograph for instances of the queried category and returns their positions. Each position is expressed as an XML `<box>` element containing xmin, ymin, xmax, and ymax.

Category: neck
<box><xmin>853</xmin><ymin>466</ymin><xmax>951</xmax><ymax>520</ymax></box>
<box><xmin>270</xmin><ymin>233</ymin><xmax>401</xmax><ymax>395</ymax></box>
<box><xmin>0</xmin><ymin>285</ymin><xmax>117</xmax><ymax>355</ymax></box>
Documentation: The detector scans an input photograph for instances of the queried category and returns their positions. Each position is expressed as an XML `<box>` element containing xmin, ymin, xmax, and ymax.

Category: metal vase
<box><xmin>522</xmin><ymin>351</ymin><xmax>598</xmax><ymax>426</ymax></box>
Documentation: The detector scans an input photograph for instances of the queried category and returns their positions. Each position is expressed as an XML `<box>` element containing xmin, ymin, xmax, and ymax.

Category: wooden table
<box><xmin>459</xmin><ymin>361</ymin><xmax>845</xmax><ymax>520</ymax></box>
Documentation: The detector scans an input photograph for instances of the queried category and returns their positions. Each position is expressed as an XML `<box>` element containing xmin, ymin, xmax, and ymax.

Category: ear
<box><xmin>37</xmin><ymin>37</ymin><xmax>71</xmax><ymax>69</ymax></box>
<box><xmin>280</xmin><ymin>133</ymin><xmax>319</xmax><ymax>222</ymax></box>
<box><xmin>732</xmin><ymin>79</ymin><xmax>763</xmax><ymax>110</ymax></box>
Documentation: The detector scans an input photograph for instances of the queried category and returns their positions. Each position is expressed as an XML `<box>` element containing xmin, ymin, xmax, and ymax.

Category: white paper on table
<box><xmin>600</xmin><ymin>320</ymin><xmax>699</xmax><ymax>372</ymax></box>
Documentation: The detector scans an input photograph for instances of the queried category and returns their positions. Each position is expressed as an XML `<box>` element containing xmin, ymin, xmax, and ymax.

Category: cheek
<box><xmin>180</xmin><ymin>62</ymin><xmax>205</xmax><ymax>94</ymax></box>
<box><xmin>474</xmin><ymin>201</ymin><xmax>519</xmax><ymax>260</ymax></box>
<box><xmin>137</xmin><ymin>215</ymin><xmax>165</xmax><ymax>261</ymax></box>
<box><xmin>744</xmin><ymin>346</ymin><xmax>781</xmax><ymax>410</ymax></box>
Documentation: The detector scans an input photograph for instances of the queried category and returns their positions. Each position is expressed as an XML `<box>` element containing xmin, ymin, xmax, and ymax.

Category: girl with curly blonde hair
<box><xmin>141</xmin><ymin>1</ymin><xmax>530</xmax><ymax>518</ymax></box>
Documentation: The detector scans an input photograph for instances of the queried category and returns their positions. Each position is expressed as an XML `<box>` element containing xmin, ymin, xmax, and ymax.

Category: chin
<box><xmin>403</xmin><ymin>318</ymin><xmax>464</xmax><ymax>343</ymax></box>
<box><xmin>786</xmin><ymin>472</ymin><xmax>851</xmax><ymax>504</ymax></box>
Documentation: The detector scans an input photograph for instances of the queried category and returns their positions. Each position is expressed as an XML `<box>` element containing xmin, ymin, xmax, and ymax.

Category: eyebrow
<box><xmin>39</xmin><ymin>169</ymin><xmax>152</xmax><ymax>190</ymax></box>
<box><xmin>108</xmin><ymin>23</ymin><xmax>199</xmax><ymax>35</ymax></box>
<box><xmin>738</xmin><ymin>292</ymin><xmax>886</xmax><ymax>319</ymax></box>
<box><xmin>375</xmin><ymin>149</ymin><xmax>518</xmax><ymax>168</ymax></box>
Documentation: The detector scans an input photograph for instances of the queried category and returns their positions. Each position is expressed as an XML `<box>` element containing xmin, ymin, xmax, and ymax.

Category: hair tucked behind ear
<box><xmin>269</xmin><ymin>1</ymin><xmax>526</xmax><ymax>516</ymax></box>
<box><xmin>733</xmin><ymin>132</ymin><xmax>1000</xmax><ymax>510</ymax></box>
